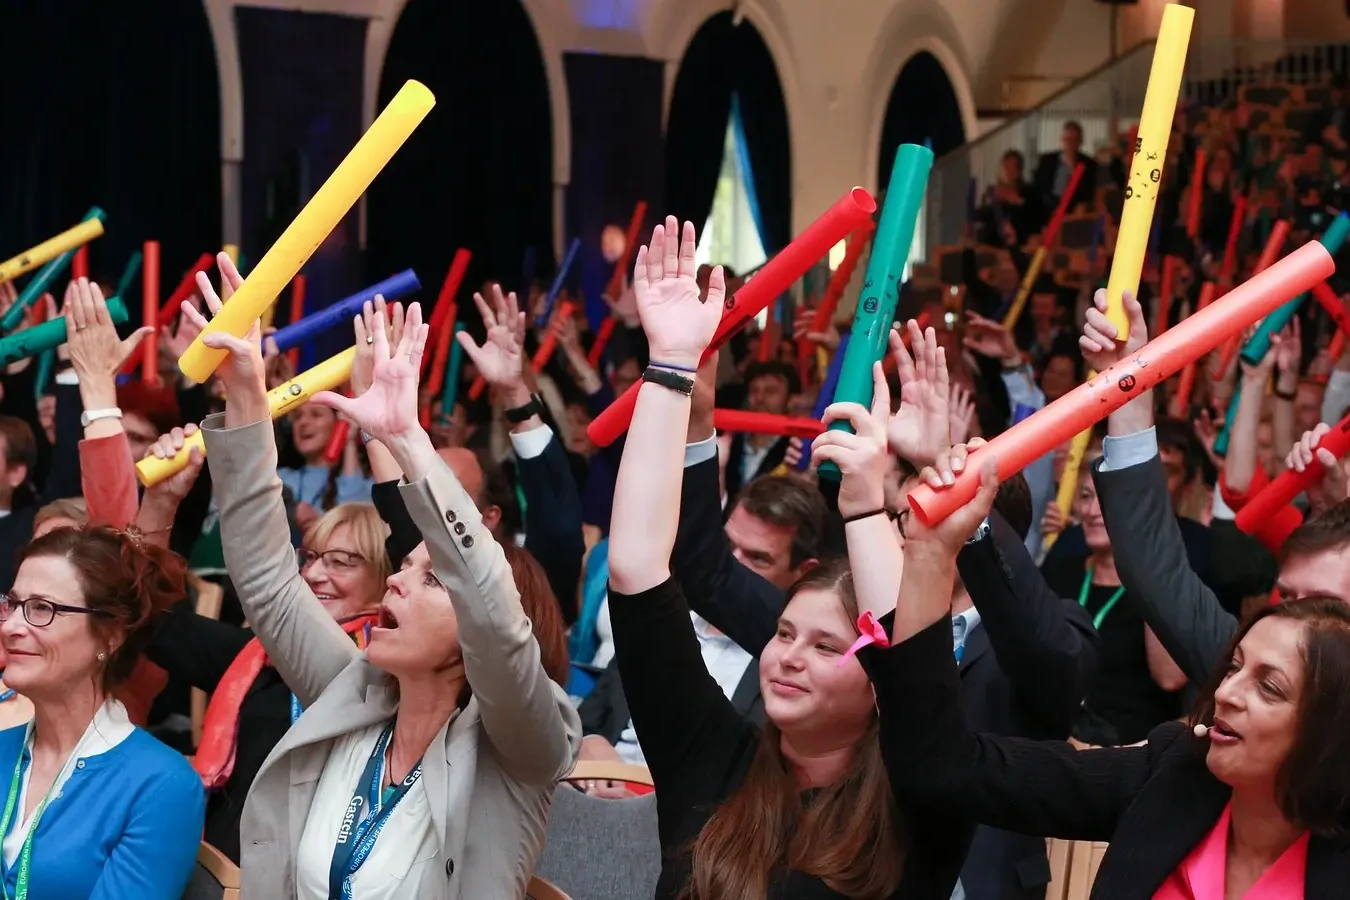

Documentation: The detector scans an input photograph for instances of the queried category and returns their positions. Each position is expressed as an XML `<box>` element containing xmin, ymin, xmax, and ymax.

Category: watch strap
<box><xmin>80</xmin><ymin>407</ymin><xmax>123</xmax><ymax>427</ymax></box>
<box><xmin>504</xmin><ymin>396</ymin><xmax>544</xmax><ymax>424</ymax></box>
<box><xmin>642</xmin><ymin>366</ymin><xmax>695</xmax><ymax>396</ymax></box>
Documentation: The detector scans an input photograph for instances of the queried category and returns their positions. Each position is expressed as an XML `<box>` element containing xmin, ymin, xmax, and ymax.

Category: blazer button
<box><xmin>445</xmin><ymin>510</ymin><xmax>457</xmax><ymax>524</ymax></box>
<box><xmin>461</xmin><ymin>536</ymin><xmax>474</xmax><ymax>548</ymax></box>
<box><xmin>445</xmin><ymin>858</ymin><xmax>455</xmax><ymax>877</ymax></box>
<box><xmin>453</xmin><ymin>522</ymin><xmax>466</xmax><ymax>535</ymax></box>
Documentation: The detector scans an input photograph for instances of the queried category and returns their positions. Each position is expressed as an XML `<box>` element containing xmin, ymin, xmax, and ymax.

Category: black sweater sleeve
<box><xmin>869</xmin><ymin>615</ymin><xmax>1168</xmax><ymax>842</ymax></box>
<box><xmin>145</xmin><ymin>600</ymin><xmax>255</xmax><ymax>694</ymax></box>
<box><xmin>371</xmin><ymin>479</ymin><xmax>422</xmax><ymax>569</ymax></box>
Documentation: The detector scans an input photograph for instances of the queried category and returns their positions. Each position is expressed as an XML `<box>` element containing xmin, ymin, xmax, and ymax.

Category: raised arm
<box><xmin>1079</xmin><ymin>288</ymin><xmax>1235</xmax><ymax>683</ymax></box>
<box><xmin>182</xmin><ymin>253</ymin><xmax>359</xmax><ymax>706</ymax></box>
<box><xmin>316</xmin><ymin>292</ymin><xmax>579</xmax><ymax>784</ymax></box>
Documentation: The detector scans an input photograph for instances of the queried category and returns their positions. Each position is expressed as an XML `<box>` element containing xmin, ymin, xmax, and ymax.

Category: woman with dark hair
<box><xmin>873</xmin><ymin>451</ymin><xmax>1350</xmax><ymax>898</ymax></box>
<box><xmin>608</xmin><ymin>217</ymin><xmax>965</xmax><ymax>899</ymax></box>
<box><xmin>0</xmin><ymin>525</ymin><xmax>205</xmax><ymax>898</ymax></box>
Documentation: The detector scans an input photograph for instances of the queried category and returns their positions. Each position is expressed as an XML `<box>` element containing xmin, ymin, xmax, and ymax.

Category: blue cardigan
<box><xmin>0</xmin><ymin>725</ymin><xmax>205</xmax><ymax>899</ymax></box>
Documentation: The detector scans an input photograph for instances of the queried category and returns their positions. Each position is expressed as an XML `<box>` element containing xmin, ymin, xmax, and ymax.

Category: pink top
<box><xmin>1154</xmin><ymin>803</ymin><xmax>1309</xmax><ymax>900</ymax></box>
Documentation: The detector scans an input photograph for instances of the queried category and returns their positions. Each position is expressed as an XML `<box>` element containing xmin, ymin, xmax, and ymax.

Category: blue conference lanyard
<box><xmin>291</xmin><ymin>694</ymin><xmax>303</xmax><ymax>725</ymax></box>
<box><xmin>327</xmin><ymin>722</ymin><xmax>422</xmax><ymax>900</ymax></box>
<box><xmin>0</xmin><ymin>691</ymin><xmax>14</xmax><ymax>704</ymax></box>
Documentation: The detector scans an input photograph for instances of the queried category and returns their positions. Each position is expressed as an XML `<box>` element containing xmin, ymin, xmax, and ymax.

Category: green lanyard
<box><xmin>1078</xmin><ymin>567</ymin><xmax>1126</xmax><ymax>631</ymax></box>
<box><xmin>0</xmin><ymin>727</ymin><xmax>74</xmax><ymax>900</ymax></box>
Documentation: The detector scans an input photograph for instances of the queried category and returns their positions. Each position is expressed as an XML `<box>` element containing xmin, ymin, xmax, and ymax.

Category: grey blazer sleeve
<box><xmin>1091</xmin><ymin>454</ymin><xmax>1236</xmax><ymax>684</ymax></box>
<box><xmin>201</xmin><ymin>414</ymin><xmax>359</xmax><ymax>707</ymax></box>
<box><xmin>399</xmin><ymin>461</ymin><xmax>581</xmax><ymax>785</ymax></box>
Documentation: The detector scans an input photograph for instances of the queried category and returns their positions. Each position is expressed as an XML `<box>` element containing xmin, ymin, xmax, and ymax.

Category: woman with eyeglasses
<box><xmin>140</xmin><ymin>471</ymin><xmax>391</xmax><ymax>863</ymax></box>
<box><xmin>0</xmin><ymin>525</ymin><xmax>205</xmax><ymax>898</ymax></box>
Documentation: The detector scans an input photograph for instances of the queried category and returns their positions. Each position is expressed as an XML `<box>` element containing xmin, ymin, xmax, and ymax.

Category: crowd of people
<box><xmin>0</xmin><ymin>64</ymin><xmax>1347</xmax><ymax>900</ymax></box>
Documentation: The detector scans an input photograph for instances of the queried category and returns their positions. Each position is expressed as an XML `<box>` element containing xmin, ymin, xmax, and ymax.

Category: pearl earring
<box><xmin>96</xmin><ymin>652</ymin><xmax>107</xmax><ymax>663</ymax></box>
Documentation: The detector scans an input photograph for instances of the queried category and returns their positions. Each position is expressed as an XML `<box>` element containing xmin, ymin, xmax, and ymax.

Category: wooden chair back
<box><xmin>189</xmin><ymin>576</ymin><xmax>225</xmax><ymax>751</ymax></box>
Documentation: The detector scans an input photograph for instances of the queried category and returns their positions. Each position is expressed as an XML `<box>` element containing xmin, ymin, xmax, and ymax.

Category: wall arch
<box><xmin>878</xmin><ymin>51</ymin><xmax>967</xmax><ymax>183</ymax></box>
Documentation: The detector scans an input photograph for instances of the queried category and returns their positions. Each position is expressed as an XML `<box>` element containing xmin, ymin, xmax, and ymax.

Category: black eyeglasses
<box><xmin>0</xmin><ymin>594</ymin><xmax>115</xmax><ymax>628</ymax></box>
<box><xmin>296</xmin><ymin>548</ymin><xmax>367</xmax><ymax>572</ymax></box>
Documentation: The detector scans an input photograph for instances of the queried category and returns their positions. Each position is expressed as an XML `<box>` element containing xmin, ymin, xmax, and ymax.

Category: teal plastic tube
<box><xmin>819</xmin><ymin>144</ymin><xmax>933</xmax><ymax>480</ymax></box>
<box><xmin>443</xmin><ymin>322</ymin><xmax>465</xmax><ymax>413</ymax></box>
<box><xmin>115</xmin><ymin>251</ymin><xmax>143</xmax><ymax>301</ymax></box>
<box><xmin>33</xmin><ymin>349</ymin><xmax>55</xmax><ymax>401</ymax></box>
<box><xmin>0</xmin><ymin>296</ymin><xmax>128</xmax><ymax>367</ymax></box>
<box><xmin>0</xmin><ymin>207</ymin><xmax>105</xmax><ymax>334</ymax></box>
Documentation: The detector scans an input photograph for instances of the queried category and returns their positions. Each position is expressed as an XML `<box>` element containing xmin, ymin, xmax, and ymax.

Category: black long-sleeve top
<box><xmin>610</xmin><ymin>577</ymin><xmax>969</xmax><ymax>899</ymax></box>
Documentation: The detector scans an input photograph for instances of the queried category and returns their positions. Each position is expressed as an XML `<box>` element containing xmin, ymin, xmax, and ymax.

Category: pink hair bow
<box><xmin>838</xmin><ymin>610</ymin><xmax>891</xmax><ymax>666</ymax></box>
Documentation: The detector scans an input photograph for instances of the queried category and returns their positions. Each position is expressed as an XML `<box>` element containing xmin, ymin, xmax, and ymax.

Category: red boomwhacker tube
<box><xmin>712</xmin><ymin>410</ymin><xmax>824</xmax><ymax>439</ymax></box>
<box><xmin>757</xmin><ymin>318</ymin><xmax>778</xmax><ymax>362</ymax></box>
<box><xmin>1043</xmin><ymin>164</ymin><xmax>1085</xmax><ymax>245</ymax></box>
<box><xmin>586</xmin><ymin>187</ymin><xmax>878</xmax><ymax>448</ymax></box>
<box><xmin>324</xmin><ymin>400</ymin><xmax>353</xmax><ymax>464</ymax></box>
<box><xmin>1253</xmin><ymin>504</ymin><xmax>1306</xmax><ymax>553</ymax></box>
<box><xmin>1186</xmin><ymin>150</ymin><xmax>1206</xmax><ymax>239</ymax></box>
<box><xmin>142</xmin><ymin>241</ymin><xmax>160</xmax><ymax>385</ymax></box>
<box><xmin>907</xmin><ymin>241</ymin><xmax>1335</xmax><ymax>525</ymax></box>
<box><xmin>158</xmin><ymin>253</ymin><xmax>215</xmax><ymax>323</ymax></box>
<box><xmin>1170</xmin><ymin>281</ymin><xmax>1217</xmax><ymax>416</ymax></box>
<box><xmin>531</xmin><ymin>301</ymin><xmax>575</xmax><ymax>373</ymax></box>
<box><xmin>72</xmin><ymin>244</ymin><xmax>88</xmax><ymax>280</ymax></box>
<box><xmin>1254</xmin><ymin>220</ymin><xmax>1292</xmax><ymax>276</ymax></box>
<box><xmin>1220</xmin><ymin>197</ymin><xmax>1247</xmax><ymax>286</ymax></box>
<box><xmin>606</xmin><ymin>201</ymin><xmax>648</xmax><ymax>302</ymax></box>
<box><xmin>286</xmin><ymin>275</ymin><xmax>306</xmax><ymax>371</ymax></box>
<box><xmin>425</xmin><ymin>249</ymin><xmax>471</xmax><ymax>359</ymax></box>
<box><xmin>424</xmin><ymin>305</ymin><xmax>460</xmax><ymax>401</ymax></box>
<box><xmin>1156</xmin><ymin>256</ymin><xmax>1178</xmax><ymax>337</ymax></box>
<box><xmin>1235</xmin><ymin>411</ymin><xmax>1350</xmax><ymax>536</ymax></box>
<box><xmin>588</xmin><ymin>316</ymin><xmax>617</xmax><ymax>368</ymax></box>
<box><xmin>1312</xmin><ymin>281</ymin><xmax>1350</xmax><ymax>339</ymax></box>
<box><xmin>799</xmin><ymin>221</ymin><xmax>876</xmax><ymax>366</ymax></box>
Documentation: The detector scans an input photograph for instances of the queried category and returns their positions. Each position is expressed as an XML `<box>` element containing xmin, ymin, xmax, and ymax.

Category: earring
<box><xmin>96</xmin><ymin>652</ymin><xmax>107</xmax><ymax>663</ymax></box>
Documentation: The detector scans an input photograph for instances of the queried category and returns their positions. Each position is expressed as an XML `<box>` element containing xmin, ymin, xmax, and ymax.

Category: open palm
<box><xmin>634</xmin><ymin>216</ymin><xmax>725</xmax><ymax>368</ymax></box>
<box><xmin>314</xmin><ymin>302</ymin><xmax>429</xmax><ymax>444</ymax></box>
<box><xmin>888</xmin><ymin>319</ymin><xmax>951</xmax><ymax>469</ymax></box>
<box><xmin>457</xmin><ymin>285</ymin><xmax>525</xmax><ymax>388</ymax></box>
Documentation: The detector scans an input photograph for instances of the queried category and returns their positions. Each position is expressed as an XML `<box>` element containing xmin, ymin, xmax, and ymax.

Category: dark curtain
<box><xmin>563</xmin><ymin>54</ymin><xmax>664</xmax><ymax>327</ymax></box>
<box><xmin>235</xmin><ymin>7</ymin><xmax>366</xmax><ymax>369</ymax></box>
<box><xmin>367</xmin><ymin>0</ymin><xmax>552</xmax><ymax>342</ymax></box>
<box><xmin>0</xmin><ymin>0</ymin><xmax>220</xmax><ymax>308</ymax></box>
<box><xmin>879</xmin><ymin>51</ymin><xmax>966</xmax><ymax>185</ymax></box>
<box><xmin>665</xmin><ymin>13</ymin><xmax>790</xmax><ymax>246</ymax></box>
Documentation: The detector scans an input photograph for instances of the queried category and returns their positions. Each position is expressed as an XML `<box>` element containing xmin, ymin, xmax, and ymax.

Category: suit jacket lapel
<box><xmin>957</xmin><ymin>622</ymin><xmax>990</xmax><ymax>672</ymax></box>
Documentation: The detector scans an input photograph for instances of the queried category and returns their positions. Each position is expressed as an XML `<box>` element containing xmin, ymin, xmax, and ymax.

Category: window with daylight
<box><xmin>695</xmin><ymin>96</ymin><xmax>769</xmax><ymax>282</ymax></box>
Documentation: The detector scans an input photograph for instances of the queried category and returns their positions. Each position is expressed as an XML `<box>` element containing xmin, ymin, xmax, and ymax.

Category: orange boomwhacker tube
<box><xmin>1186</xmin><ymin>150</ymin><xmax>1206</xmax><ymax>239</ymax></box>
<box><xmin>1235</xmin><ymin>411</ymin><xmax>1350</xmax><ymax>535</ymax></box>
<box><xmin>606</xmin><ymin>201</ymin><xmax>648</xmax><ymax>302</ymax></box>
<box><xmin>586</xmin><ymin>187</ymin><xmax>878</xmax><ymax>448</ymax></box>
<box><xmin>531</xmin><ymin>301</ymin><xmax>575</xmax><ymax>374</ymax></box>
<box><xmin>286</xmin><ymin>275</ymin><xmax>306</xmax><ymax>371</ymax></box>
<box><xmin>907</xmin><ymin>241</ymin><xmax>1335</xmax><ymax>525</ymax></box>
<box><xmin>425</xmin><ymin>249</ymin><xmax>471</xmax><ymax>355</ymax></box>
<box><xmin>142</xmin><ymin>241</ymin><xmax>160</xmax><ymax>385</ymax></box>
<box><xmin>1156</xmin><ymin>256</ymin><xmax>1178</xmax><ymax>337</ymax></box>
<box><xmin>1220</xmin><ymin>196</ymin><xmax>1247</xmax><ymax>286</ymax></box>
<box><xmin>1312</xmin><ymin>281</ymin><xmax>1350</xmax><ymax>339</ymax></box>
<box><xmin>1254</xmin><ymin>220</ymin><xmax>1292</xmax><ymax>276</ymax></box>
<box><xmin>712</xmin><ymin>410</ymin><xmax>824</xmax><ymax>439</ymax></box>
<box><xmin>1170</xmin><ymin>281</ymin><xmax>1217</xmax><ymax>416</ymax></box>
<box><xmin>72</xmin><ymin>244</ymin><xmax>88</xmax><ymax>280</ymax></box>
<box><xmin>588</xmin><ymin>316</ymin><xmax>618</xmax><ymax>368</ymax></box>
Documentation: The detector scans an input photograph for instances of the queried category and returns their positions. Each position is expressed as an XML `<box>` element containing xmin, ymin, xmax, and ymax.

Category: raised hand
<box><xmin>634</xmin><ymin>216</ymin><xmax>723</xmax><ymax>370</ymax></box>
<box><xmin>888</xmin><ymin>319</ymin><xmax>951</xmax><ymax>470</ymax></box>
<box><xmin>352</xmin><ymin>296</ymin><xmax>404</xmax><ymax>397</ymax></box>
<box><xmin>1079</xmin><ymin>288</ymin><xmax>1148</xmax><ymax>373</ymax></box>
<box><xmin>1286</xmin><ymin>423</ymin><xmax>1350</xmax><ymax>515</ymax></box>
<box><xmin>906</xmin><ymin>450</ymin><xmax>999</xmax><ymax>557</ymax></box>
<box><xmin>312</xmin><ymin>301</ymin><xmax>429</xmax><ymax>445</ymax></box>
<box><xmin>810</xmin><ymin>362</ymin><xmax>893</xmax><ymax>518</ymax></box>
<box><xmin>457</xmin><ymin>285</ymin><xmax>526</xmax><ymax>389</ymax></box>
<box><xmin>793</xmin><ymin>306</ymin><xmax>841</xmax><ymax>352</ymax></box>
<box><xmin>142</xmin><ymin>425</ymin><xmax>207</xmax><ymax>504</ymax></box>
<box><xmin>962</xmin><ymin>312</ymin><xmax>1018</xmax><ymax>364</ymax></box>
<box><xmin>161</xmin><ymin>295</ymin><xmax>205</xmax><ymax>361</ymax></box>
<box><xmin>948</xmin><ymin>383</ymin><xmax>975</xmax><ymax>446</ymax></box>
<box><xmin>65</xmin><ymin>277</ymin><xmax>153</xmax><ymax>383</ymax></box>
<box><xmin>184</xmin><ymin>252</ymin><xmax>263</xmax><ymax>406</ymax></box>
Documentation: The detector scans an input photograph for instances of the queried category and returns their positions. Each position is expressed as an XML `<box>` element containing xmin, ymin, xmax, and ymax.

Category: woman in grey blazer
<box><xmin>174</xmin><ymin>257</ymin><xmax>581</xmax><ymax>900</ymax></box>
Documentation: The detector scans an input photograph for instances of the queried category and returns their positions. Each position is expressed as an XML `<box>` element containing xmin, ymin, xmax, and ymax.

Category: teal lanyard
<box><xmin>1078</xmin><ymin>567</ymin><xmax>1126</xmax><ymax>631</ymax></box>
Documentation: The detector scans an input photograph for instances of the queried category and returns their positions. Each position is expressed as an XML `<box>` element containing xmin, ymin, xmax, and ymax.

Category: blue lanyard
<box><xmin>290</xmin><ymin>694</ymin><xmax>303</xmax><ymax>725</ymax></box>
<box><xmin>327</xmin><ymin>722</ymin><xmax>422</xmax><ymax>900</ymax></box>
<box><xmin>0</xmin><ymin>691</ymin><xmax>14</xmax><ymax>704</ymax></box>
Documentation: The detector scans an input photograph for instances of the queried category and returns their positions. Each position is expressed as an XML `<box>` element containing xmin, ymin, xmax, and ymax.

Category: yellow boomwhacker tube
<box><xmin>1105</xmin><ymin>3</ymin><xmax>1193</xmax><ymax>337</ymax></box>
<box><xmin>1001</xmin><ymin>246</ymin><xmax>1048</xmax><ymax>331</ymax></box>
<box><xmin>137</xmin><ymin>346</ymin><xmax>357</xmax><ymax>486</ymax></box>
<box><xmin>0</xmin><ymin>217</ymin><xmax>105</xmax><ymax>285</ymax></box>
<box><xmin>178</xmin><ymin>80</ymin><xmax>435</xmax><ymax>384</ymax></box>
<box><xmin>1046</xmin><ymin>4</ymin><xmax>1194</xmax><ymax>549</ymax></box>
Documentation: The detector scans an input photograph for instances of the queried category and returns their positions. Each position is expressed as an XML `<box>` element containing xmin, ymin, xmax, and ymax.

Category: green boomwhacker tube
<box><xmin>818</xmin><ymin>143</ymin><xmax>933</xmax><ymax>480</ymax></box>
<box><xmin>0</xmin><ymin>296</ymin><xmax>128</xmax><ymax>367</ymax></box>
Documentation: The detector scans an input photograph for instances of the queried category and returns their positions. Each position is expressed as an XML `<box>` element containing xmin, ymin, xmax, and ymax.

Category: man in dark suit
<box><xmin>723</xmin><ymin>360</ymin><xmax>800</xmax><ymax>506</ymax></box>
<box><xmin>668</xmin><ymin>359</ymin><xmax>1099</xmax><ymax>900</ymax></box>
<box><xmin>1033</xmin><ymin>120</ymin><xmax>1097</xmax><ymax>217</ymax></box>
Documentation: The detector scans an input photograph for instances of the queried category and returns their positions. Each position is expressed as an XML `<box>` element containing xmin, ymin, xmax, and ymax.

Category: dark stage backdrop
<box><xmin>563</xmin><ymin>53</ymin><xmax>664</xmax><ymax>328</ymax></box>
<box><xmin>665</xmin><ymin>12</ymin><xmax>790</xmax><ymax>255</ymax></box>
<box><xmin>367</xmin><ymin>0</ymin><xmax>553</xmax><ymax>347</ymax></box>
<box><xmin>0</xmin><ymin>0</ymin><xmax>220</xmax><ymax>316</ymax></box>
<box><xmin>235</xmin><ymin>7</ymin><xmax>367</xmax><ymax>370</ymax></box>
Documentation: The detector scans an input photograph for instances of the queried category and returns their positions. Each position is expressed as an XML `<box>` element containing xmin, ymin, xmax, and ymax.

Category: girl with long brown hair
<box><xmin>607</xmin><ymin>217</ymin><xmax>966</xmax><ymax>899</ymax></box>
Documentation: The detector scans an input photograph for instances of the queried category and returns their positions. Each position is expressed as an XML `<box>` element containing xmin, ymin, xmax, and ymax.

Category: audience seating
<box><xmin>182</xmin><ymin>843</ymin><xmax>239</xmax><ymax>900</ymax></box>
<box><xmin>533</xmin><ymin>760</ymin><xmax>660</xmax><ymax>900</ymax></box>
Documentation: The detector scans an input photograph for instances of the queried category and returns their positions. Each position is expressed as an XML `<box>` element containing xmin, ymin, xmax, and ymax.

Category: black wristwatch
<box><xmin>642</xmin><ymin>366</ymin><xmax>695</xmax><ymax>396</ymax></box>
<box><xmin>504</xmin><ymin>395</ymin><xmax>544</xmax><ymax>424</ymax></box>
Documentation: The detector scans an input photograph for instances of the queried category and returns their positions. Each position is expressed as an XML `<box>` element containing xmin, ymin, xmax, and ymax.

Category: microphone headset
<box><xmin>1193</xmin><ymin>723</ymin><xmax>1209</xmax><ymax>738</ymax></box>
